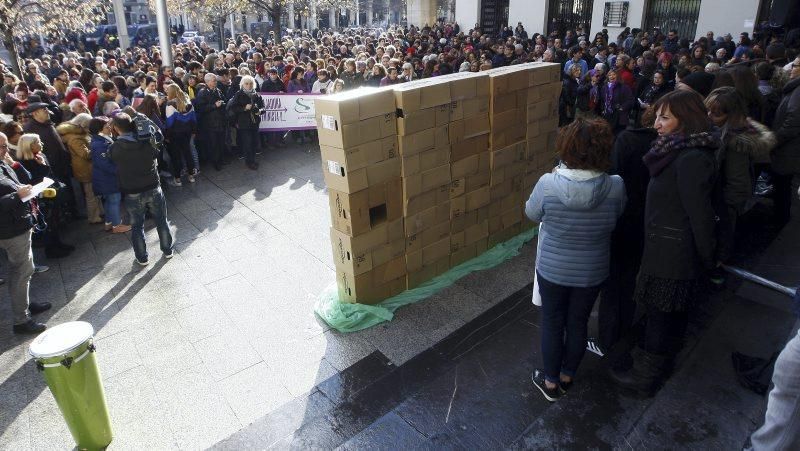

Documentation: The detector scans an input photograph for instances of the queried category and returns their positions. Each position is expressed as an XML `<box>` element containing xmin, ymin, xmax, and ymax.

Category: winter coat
<box><xmin>599</xmin><ymin>81</ymin><xmax>634</xmax><ymax>128</ymax></box>
<box><xmin>0</xmin><ymin>162</ymin><xmax>33</xmax><ymax>239</ymax></box>
<box><xmin>56</xmin><ymin>123</ymin><xmax>92</xmax><ymax>183</ymax></box>
<box><xmin>228</xmin><ymin>90</ymin><xmax>265</xmax><ymax>130</ymax></box>
<box><xmin>260</xmin><ymin>77</ymin><xmax>285</xmax><ymax>93</ymax></box>
<box><xmin>525</xmin><ymin>167</ymin><xmax>627</xmax><ymax>287</ymax></box>
<box><xmin>339</xmin><ymin>70</ymin><xmax>361</xmax><ymax>89</ymax></box>
<box><xmin>193</xmin><ymin>87</ymin><xmax>227</xmax><ymax>131</ymax></box>
<box><xmin>717</xmin><ymin>120</ymin><xmax>775</xmax><ymax>212</ymax></box>
<box><xmin>772</xmin><ymin>77</ymin><xmax>800</xmax><ymax>175</ymax></box>
<box><xmin>108</xmin><ymin>134</ymin><xmax>160</xmax><ymax>195</ymax></box>
<box><xmin>164</xmin><ymin>102</ymin><xmax>197</xmax><ymax>140</ymax></box>
<box><xmin>24</xmin><ymin>119</ymin><xmax>71</xmax><ymax>182</ymax></box>
<box><xmin>286</xmin><ymin>79</ymin><xmax>308</xmax><ymax>93</ymax></box>
<box><xmin>640</xmin><ymin>144</ymin><xmax>718</xmax><ymax>281</ymax></box>
<box><xmin>89</xmin><ymin>134</ymin><xmax>119</xmax><ymax>195</ymax></box>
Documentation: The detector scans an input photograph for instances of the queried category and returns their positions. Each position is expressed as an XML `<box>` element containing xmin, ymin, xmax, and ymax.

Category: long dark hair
<box><xmin>136</xmin><ymin>94</ymin><xmax>160</xmax><ymax>119</ymax></box>
<box><xmin>652</xmin><ymin>89</ymin><xmax>712</xmax><ymax>135</ymax></box>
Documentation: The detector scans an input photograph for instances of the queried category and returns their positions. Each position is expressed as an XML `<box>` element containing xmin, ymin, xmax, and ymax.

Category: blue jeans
<box><xmin>537</xmin><ymin>272</ymin><xmax>602</xmax><ymax>384</ymax></box>
<box><xmin>102</xmin><ymin>192</ymin><xmax>123</xmax><ymax>226</ymax></box>
<box><xmin>125</xmin><ymin>187</ymin><xmax>173</xmax><ymax>262</ymax></box>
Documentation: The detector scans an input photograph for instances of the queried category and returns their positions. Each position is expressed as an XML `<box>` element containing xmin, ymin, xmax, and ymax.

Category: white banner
<box><xmin>258</xmin><ymin>93</ymin><xmax>319</xmax><ymax>131</ymax></box>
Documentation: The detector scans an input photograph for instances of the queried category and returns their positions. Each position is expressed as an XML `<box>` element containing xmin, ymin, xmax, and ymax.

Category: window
<box><xmin>603</xmin><ymin>1</ymin><xmax>629</xmax><ymax>27</ymax></box>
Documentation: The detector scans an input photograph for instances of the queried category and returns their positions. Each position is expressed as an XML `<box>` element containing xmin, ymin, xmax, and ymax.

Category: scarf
<box><xmin>643</xmin><ymin>131</ymin><xmax>719</xmax><ymax>176</ymax></box>
<box><xmin>604</xmin><ymin>82</ymin><xmax>616</xmax><ymax>115</ymax></box>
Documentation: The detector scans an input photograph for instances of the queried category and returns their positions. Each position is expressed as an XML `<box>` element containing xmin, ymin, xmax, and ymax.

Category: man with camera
<box><xmin>194</xmin><ymin>73</ymin><xmax>228</xmax><ymax>171</ymax></box>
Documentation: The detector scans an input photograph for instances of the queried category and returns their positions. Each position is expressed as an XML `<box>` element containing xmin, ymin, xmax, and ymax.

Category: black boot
<box><xmin>609</xmin><ymin>347</ymin><xmax>670</xmax><ymax>397</ymax></box>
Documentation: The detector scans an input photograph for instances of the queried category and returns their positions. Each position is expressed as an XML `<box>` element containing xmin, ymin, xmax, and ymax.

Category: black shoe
<box><xmin>13</xmin><ymin>319</ymin><xmax>47</xmax><ymax>334</ymax></box>
<box><xmin>29</xmin><ymin>302</ymin><xmax>52</xmax><ymax>315</ymax></box>
<box><xmin>608</xmin><ymin>347</ymin><xmax>670</xmax><ymax>397</ymax></box>
<box><xmin>709</xmin><ymin>267</ymin><xmax>725</xmax><ymax>286</ymax></box>
<box><xmin>559</xmin><ymin>380</ymin><xmax>573</xmax><ymax>394</ymax></box>
<box><xmin>531</xmin><ymin>369</ymin><xmax>561</xmax><ymax>402</ymax></box>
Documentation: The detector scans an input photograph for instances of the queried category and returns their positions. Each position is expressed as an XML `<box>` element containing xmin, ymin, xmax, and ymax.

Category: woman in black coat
<box><xmin>599</xmin><ymin>69</ymin><xmax>634</xmax><ymax>134</ymax></box>
<box><xmin>229</xmin><ymin>75</ymin><xmax>265</xmax><ymax>170</ymax></box>
<box><xmin>559</xmin><ymin>64</ymin><xmax>581</xmax><ymax>125</ymax></box>
<box><xmin>771</xmin><ymin>64</ymin><xmax>800</xmax><ymax>224</ymax></box>
<box><xmin>610</xmin><ymin>90</ymin><xmax>719</xmax><ymax>396</ymax></box>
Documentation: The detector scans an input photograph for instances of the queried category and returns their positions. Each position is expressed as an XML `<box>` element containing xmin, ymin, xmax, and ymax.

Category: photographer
<box><xmin>228</xmin><ymin>75</ymin><xmax>265</xmax><ymax>170</ymax></box>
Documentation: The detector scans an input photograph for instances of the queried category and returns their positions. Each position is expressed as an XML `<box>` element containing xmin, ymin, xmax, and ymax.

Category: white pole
<box><xmin>155</xmin><ymin>0</ymin><xmax>173</xmax><ymax>67</ymax></box>
<box><xmin>229</xmin><ymin>13</ymin><xmax>236</xmax><ymax>39</ymax></box>
<box><xmin>112</xmin><ymin>0</ymin><xmax>131</xmax><ymax>50</ymax></box>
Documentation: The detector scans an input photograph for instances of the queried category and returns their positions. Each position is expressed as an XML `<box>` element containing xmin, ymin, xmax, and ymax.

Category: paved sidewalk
<box><xmin>0</xmin><ymin>142</ymin><xmax>538</xmax><ymax>449</ymax></box>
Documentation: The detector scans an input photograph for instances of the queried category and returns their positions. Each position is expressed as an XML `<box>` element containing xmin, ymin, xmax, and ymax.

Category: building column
<box><xmin>367</xmin><ymin>0</ymin><xmax>373</xmax><ymax>25</ymax></box>
<box><xmin>508</xmin><ymin>0</ymin><xmax>548</xmax><ymax>35</ymax></box>
<box><xmin>287</xmin><ymin>2</ymin><xmax>295</xmax><ymax>28</ymax></box>
<box><xmin>310</xmin><ymin>0</ymin><xmax>318</xmax><ymax>29</ymax></box>
<box><xmin>329</xmin><ymin>7</ymin><xmax>336</xmax><ymax>28</ymax></box>
<box><xmin>407</xmin><ymin>0</ymin><xmax>435</xmax><ymax>27</ymax></box>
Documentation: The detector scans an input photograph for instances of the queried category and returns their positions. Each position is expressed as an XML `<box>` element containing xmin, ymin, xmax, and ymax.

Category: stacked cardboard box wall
<box><xmin>316</xmin><ymin>63</ymin><xmax>562</xmax><ymax>305</ymax></box>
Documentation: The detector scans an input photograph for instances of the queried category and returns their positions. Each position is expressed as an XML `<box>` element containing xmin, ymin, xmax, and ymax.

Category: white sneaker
<box><xmin>187</xmin><ymin>174</ymin><xmax>195</xmax><ymax>183</ymax></box>
<box><xmin>172</xmin><ymin>177</ymin><xmax>182</xmax><ymax>187</ymax></box>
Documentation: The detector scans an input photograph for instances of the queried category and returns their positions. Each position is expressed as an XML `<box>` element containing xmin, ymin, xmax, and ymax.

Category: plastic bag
<box><xmin>315</xmin><ymin>227</ymin><xmax>538</xmax><ymax>333</ymax></box>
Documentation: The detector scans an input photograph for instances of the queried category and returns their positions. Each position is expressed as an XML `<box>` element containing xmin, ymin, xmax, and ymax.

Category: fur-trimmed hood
<box><xmin>723</xmin><ymin>119</ymin><xmax>776</xmax><ymax>158</ymax></box>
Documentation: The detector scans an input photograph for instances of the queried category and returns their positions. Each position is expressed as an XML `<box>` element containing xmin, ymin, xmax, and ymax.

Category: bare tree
<box><xmin>0</xmin><ymin>0</ymin><xmax>109</xmax><ymax>76</ymax></box>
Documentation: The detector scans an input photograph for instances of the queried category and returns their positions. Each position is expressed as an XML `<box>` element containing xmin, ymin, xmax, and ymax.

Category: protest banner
<box><xmin>258</xmin><ymin>93</ymin><xmax>319</xmax><ymax>131</ymax></box>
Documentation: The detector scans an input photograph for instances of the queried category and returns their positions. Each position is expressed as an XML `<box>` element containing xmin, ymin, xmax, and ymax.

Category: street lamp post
<box><xmin>111</xmin><ymin>0</ymin><xmax>130</xmax><ymax>50</ymax></box>
<box><xmin>154</xmin><ymin>0</ymin><xmax>173</xmax><ymax>67</ymax></box>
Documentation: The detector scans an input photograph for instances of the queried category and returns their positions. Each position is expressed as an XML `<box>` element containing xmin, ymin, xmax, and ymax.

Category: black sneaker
<box><xmin>531</xmin><ymin>369</ymin><xmax>561</xmax><ymax>402</ymax></box>
<box><xmin>586</xmin><ymin>338</ymin><xmax>605</xmax><ymax>357</ymax></box>
<box><xmin>29</xmin><ymin>302</ymin><xmax>52</xmax><ymax>315</ymax></box>
<box><xmin>709</xmin><ymin>267</ymin><xmax>725</xmax><ymax>286</ymax></box>
<box><xmin>13</xmin><ymin>319</ymin><xmax>47</xmax><ymax>334</ymax></box>
<box><xmin>559</xmin><ymin>380</ymin><xmax>573</xmax><ymax>394</ymax></box>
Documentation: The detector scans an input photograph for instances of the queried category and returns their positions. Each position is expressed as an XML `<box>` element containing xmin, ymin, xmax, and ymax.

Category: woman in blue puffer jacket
<box><xmin>525</xmin><ymin>117</ymin><xmax>627</xmax><ymax>402</ymax></box>
<box><xmin>89</xmin><ymin>116</ymin><xmax>130</xmax><ymax>233</ymax></box>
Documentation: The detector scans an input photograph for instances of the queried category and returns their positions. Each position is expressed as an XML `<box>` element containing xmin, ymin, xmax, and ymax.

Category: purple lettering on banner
<box><xmin>259</xmin><ymin>92</ymin><xmax>320</xmax><ymax>131</ymax></box>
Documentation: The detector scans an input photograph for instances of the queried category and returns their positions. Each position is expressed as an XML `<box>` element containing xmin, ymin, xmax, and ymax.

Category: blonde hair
<box><xmin>239</xmin><ymin>75</ymin><xmax>256</xmax><ymax>91</ymax></box>
<box><xmin>69</xmin><ymin>112</ymin><xmax>93</xmax><ymax>130</ymax></box>
<box><xmin>16</xmin><ymin>134</ymin><xmax>41</xmax><ymax>160</ymax></box>
<box><xmin>166</xmin><ymin>84</ymin><xmax>188</xmax><ymax>112</ymax></box>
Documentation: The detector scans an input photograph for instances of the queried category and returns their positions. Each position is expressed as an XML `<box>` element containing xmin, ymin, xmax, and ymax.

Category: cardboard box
<box><xmin>317</xmin><ymin>112</ymin><xmax>396</xmax><ymax>149</ymax></box>
<box><xmin>329</xmin><ymin>178</ymin><xmax>403</xmax><ymax>236</ymax></box>
<box><xmin>451</xmin><ymin>208</ymin><xmax>479</xmax><ymax>234</ymax></box>
<box><xmin>490</xmin><ymin>141</ymin><xmax>527</xmax><ymax>169</ymax></box>
<box><xmin>403</xmin><ymin>164</ymin><xmax>451</xmax><ymax>199</ymax></box>
<box><xmin>489</xmin><ymin>208</ymin><xmax>522</xmax><ymax>234</ymax></box>
<box><xmin>491</xmin><ymin>124</ymin><xmax>527</xmax><ymax>149</ymax></box>
<box><xmin>314</xmin><ymin>87</ymin><xmax>396</xmax><ymax>125</ymax></box>
<box><xmin>450</xmin><ymin>242</ymin><xmax>477</xmax><ymax>267</ymax></box>
<box><xmin>465</xmin><ymin>170</ymin><xmax>491</xmax><ymax>192</ymax></box>
<box><xmin>490</xmin><ymin>175</ymin><xmax>525</xmax><ymax>201</ymax></box>
<box><xmin>404</xmin><ymin>183</ymin><xmax>451</xmax><ymax>216</ymax></box>
<box><xmin>461</xmin><ymin>96</ymin><xmax>491</xmax><ymax>119</ymax></box>
<box><xmin>406</xmin><ymin>235</ymin><xmax>451</xmax><ymax>273</ymax></box>
<box><xmin>337</xmin><ymin>257</ymin><xmax>407</xmax><ymax>304</ymax></box>
<box><xmin>406</xmin><ymin>220</ymin><xmax>450</xmax><ymax>253</ymax></box>
<box><xmin>491</xmin><ymin>92</ymin><xmax>519</xmax><ymax>115</ymax></box>
<box><xmin>322</xmin><ymin>155</ymin><xmax>401</xmax><ymax>194</ymax></box>
<box><xmin>489</xmin><ymin>192</ymin><xmax>524</xmax><ymax>218</ymax></box>
<box><xmin>435</xmin><ymin>104</ymin><xmax>451</xmax><ymax>126</ymax></box>
<box><xmin>451</xmin><ymin>219</ymin><xmax>489</xmax><ymax>253</ymax></box>
<box><xmin>449</xmin><ymin>177</ymin><xmax>466</xmax><ymax>198</ymax></box>
<box><xmin>319</xmin><ymin>136</ymin><xmax>397</xmax><ymax>174</ymax></box>
<box><xmin>449</xmin><ymin>114</ymin><xmax>491</xmax><ymax>144</ymax></box>
<box><xmin>330</xmin><ymin>222</ymin><xmax>405</xmax><ymax>276</ymax></box>
<box><xmin>451</xmin><ymin>154</ymin><xmax>480</xmax><ymax>179</ymax></box>
<box><xmin>450</xmin><ymin>186</ymin><xmax>490</xmax><ymax>219</ymax></box>
<box><xmin>397</xmin><ymin>127</ymin><xmax>436</xmax><ymax>156</ymax></box>
<box><xmin>406</xmin><ymin>256</ymin><xmax>450</xmax><ymax>289</ymax></box>
<box><xmin>451</xmin><ymin>134</ymin><xmax>490</xmax><ymax>161</ymax></box>
<box><xmin>393</xmin><ymin>79</ymin><xmax>452</xmax><ymax>112</ymax></box>
<box><xmin>401</xmin><ymin>145</ymin><xmax>450</xmax><ymax>177</ymax></box>
<box><xmin>488</xmin><ymin>223</ymin><xmax>521</xmax><ymax>248</ymax></box>
<box><xmin>397</xmin><ymin>108</ymin><xmax>436</xmax><ymax>135</ymax></box>
<box><xmin>491</xmin><ymin>108</ymin><xmax>526</xmax><ymax>132</ymax></box>
<box><xmin>405</xmin><ymin>202</ymin><xmax>451</xmax><ymax>236</ymax></box>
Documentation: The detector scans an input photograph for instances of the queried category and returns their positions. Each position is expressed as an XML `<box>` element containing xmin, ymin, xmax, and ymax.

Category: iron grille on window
<box><xmin>642</xmin><ymin>0</ymin><xmax>702</xmax><ymax>42</ymax></box>
<box><xmin>603</xmin><ymin>1</ymin><xmax>628</xmax><ymax>27</ymax></box>
<box><xmin>547</xmin><ymin>0</ymin><xmax>595</xmax><ymax>37</ymax></box>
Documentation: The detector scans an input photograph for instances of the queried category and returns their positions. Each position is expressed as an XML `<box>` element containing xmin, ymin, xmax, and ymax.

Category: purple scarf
<box><xmin>604</xmin><ymin>82</ymin><xmax>616</xmax><ymax>115</ymax></box>
<box><xmin>643</xmin><ymin>131</ymin><xmax>719</xmax><ymax>176</ymax></box>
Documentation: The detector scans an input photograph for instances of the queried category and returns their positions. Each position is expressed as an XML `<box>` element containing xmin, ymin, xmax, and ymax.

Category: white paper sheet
<box><xmin>21</xmin><ymin>177</ymin><xmax>54</xmax><ymax>202</ymax></box>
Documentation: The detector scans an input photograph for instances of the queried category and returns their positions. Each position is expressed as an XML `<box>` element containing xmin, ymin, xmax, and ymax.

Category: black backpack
<box><xmin>133</xmin><ymin>112</ymin><xmax>164</xmax><ymax>147</ymax></box>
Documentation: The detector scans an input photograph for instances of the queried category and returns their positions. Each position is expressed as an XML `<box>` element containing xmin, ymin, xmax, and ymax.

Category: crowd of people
<box><xmin>0</xmin><ymin>17</ymin><xmax>799</xmax><ymax>448</ymax></box>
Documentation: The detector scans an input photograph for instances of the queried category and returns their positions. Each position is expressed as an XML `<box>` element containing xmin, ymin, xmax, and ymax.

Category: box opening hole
<box><xmin>369</xmin><ymin>204</ymin><xmax>387</xmax><ymax>227</ymax></box>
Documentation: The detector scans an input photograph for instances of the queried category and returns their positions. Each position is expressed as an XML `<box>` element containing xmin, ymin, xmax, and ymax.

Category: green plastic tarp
<box><xmin>314</xmin><ymin>227</ymin><xmax>538</xmax><ymax>333</ymax></box>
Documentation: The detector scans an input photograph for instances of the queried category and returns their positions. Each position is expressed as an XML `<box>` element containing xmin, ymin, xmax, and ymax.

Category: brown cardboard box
<box><xmin>330</xmin><ymin>222</ymin><xmax>405</xmax><ymax>276</ymax></box>
<box><xmin>404</xmin><ymin>183</ymin><xmax>451</xmax><ymax>216</ymax></box>
<box><xmin>526</xmin><ymin>85</ymin><xmax>543</xmax><ymax>104</ymax></box>
<box><xmin>449</xmin><ymin>113</ymin><xmax>491</xmax><ymax>144</ymax></box>
<box><xmin>451</xmin><ymin>154</ymin><xmax>480</xmax><ymax>179</ymax></box>
<box><xmin>490</xmin><ymin>174</ymin><xmax>525</xmax><ymax>201</ymax></box>
<box><xmin>406</xmin><ymin>235</ymin><xmax>451</xmax><ymax>273</ymax></box>
<box><xmin>451</xmin><ymin>186</ymin><xmax>490</xmax><ymax>218</ymax></box>
<box><xmin>397</xmin><ymin>108</ymin><xmax>436</xmax><ymax>136</ymax></box>
<box><xmin>452</xmin><ymin>219</ymin><xmax>489</xmax><ymax>253</ymax></box>
<box><xmin>451</xmin><ymin>134</ymin><xmax>490</xmax><ymax>161</ymax></box>
<box><xmin>434</xmin><ymin>125</ymin><xmax>449</xmax><ymax>148</ymax></box>
<box><xmin>451</xmin><ymin>208</ymin><xmax>479</xmax><ymax>234</ymax></box>
<box><xmin>489</xmin><ymin>207</ymin><xmax>522</xmax><ymax>234</ymax></box>
<box><xmin>403</xmin><ymin>164</ymin><xmax>451</xmax><ymax>199</ymax></box>
<box><xmin>314</xmin><ymin>87</ymin><xmax>396</xmax><ymax>125</ymax></box>
<box><xmin>465</xmin><ymin>170</ymin><xmax>491</xmax><ymax>192</ymax></box>
<box><xmin>491</xmin><ymin>124</ymin><xmax>527</xmax><ymax>149</ymax></box>
<box><xmin>435</xmin><ymin>104</ymin><xmax>451</xmax><ymax>126</ymax></box>
<box><xmin>397</xmin><ymin>127</ymin><xmax>436</xmax><ymax>156</ymax></box>
<box><xmin>322</xmin><ymin>154</ymin><xmax>401</xmax><ymax>194</ymax></box>
<box><xmin>406</xmin><ymin>256</ymin><xmax>450</xmax><ymax>289</ymax></box>
<box><xmin>488</xmin><ymin>223</ymin><xmax>522</xmax><ymax>248</ymax></box>
<box><xmin>450</xmin><ymin>242</ymin><xmax>477</xmax><ymax>267</ymax></box>
<box><xmin>527</xmin><ymin>100</ymin><xmax>553</xmax><ymax>122</ymax></box>
<box><xmin>488</xmin><ymin>191</ymin><xmax>524</xmax><ymax>217</ymax></box>
<box><xmin>490</xmin><ymin>92</ymin><xmax>519</xmax><ymax>115</ymax></box>
<box><xmin>337</xmin><ymin>257</ymin><xmax>407</xmax><ymax>304</ymax></box>
<box><xmin>449</xmin><ymin>177</ymin><xmax>466</xmax><ymax>198</ymax></box>
<box><xmin>319</xmin><ymin>135</ymin><xmax>397</xmax><ymax>174</ymax></box>
<box><xmin>490</xmin><ymin>141</ymin><xmax>527</xmax><ymax>169</ymax></box>
<box><xmin>530</xmin><ymin>66</ymin><xmax>551</xmax><ymax>86</ymax></box>
<box><xmin>462</xmin><ymin>96</ymin><xmax>491</xmax><ymax>119</ymax></box>
<box><xmin>393</xmin><ymin>79</ymin><xmax>452</xmax><ymax>112</ymax></box>
<box><xmin>317</xmin><ymin>114</ymin><xmax>382</xmax><ymax>149</ymax></box>
<box><xmin>406</xmin><ymin>220</ymin><xmax>450</xmax><ymax>253</ymax></box>
<box><xmin>329</xmin><ymin>178</ymin><xmax>403</xmax><ymax>236</ymax></box>
<box><xmin>405</xmin><ymin>202</ymin><xmax>450</xmax><ymax>236</ymax></box>
<box><xmin>401</xmin><ymin>146</ymin><xmax>450</xmax><ymax>177</ymax></box>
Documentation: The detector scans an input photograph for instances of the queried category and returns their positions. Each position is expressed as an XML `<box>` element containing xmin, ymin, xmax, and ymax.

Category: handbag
<box><xmin>532</xmin><ymin>222</ymin><xmax>543</xmax><ymax>307</ymax></box>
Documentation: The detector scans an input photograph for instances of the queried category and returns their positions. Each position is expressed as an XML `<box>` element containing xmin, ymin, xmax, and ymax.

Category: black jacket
<box><xmin>228</xmin><ymin>90</ymin><xmax>265</xmax><ymax>130</ymax></box>
<box><xmin>260</xmin><ymin>77</ymin><xmax>285</xmax><ymax>93</ymax></box>
<box><xmin>640</xmin><ymin>145</ymin><xmax>718</xmax><ymax>280</ymax></box>
<box><xmin>109</xmin><ymin>135</ymin><xmax>160</xmax><ymax>195</ymax></box>
<box><xmin>0</xmin><ymin>162</ymin><xmax>34</xmax><ymax>239</ymax></box>
<box><xmin>772</xmin><ymin>77</ymin><xmax>800</xmax><ymax>175</ymax></box>
<box><xmin>24</xmin><ymin>119</ymin><xmax>70</xmax><ymax>182</ymax></box>
<box><xmin>610</xmin><ymin>128</ymin><xmax>657</xmax><ymax>260</ymax></box>
<box><xmin>194</xmin><ymin>87</ymin><xmax>227</xmax><ymax>131</ymax></box>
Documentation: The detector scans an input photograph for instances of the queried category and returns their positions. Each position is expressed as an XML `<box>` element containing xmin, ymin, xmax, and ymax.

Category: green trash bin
<box><xmin>29</xmin><ymin>321</ymin><xmax>113</xmax><ymax>450</ymax></box>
